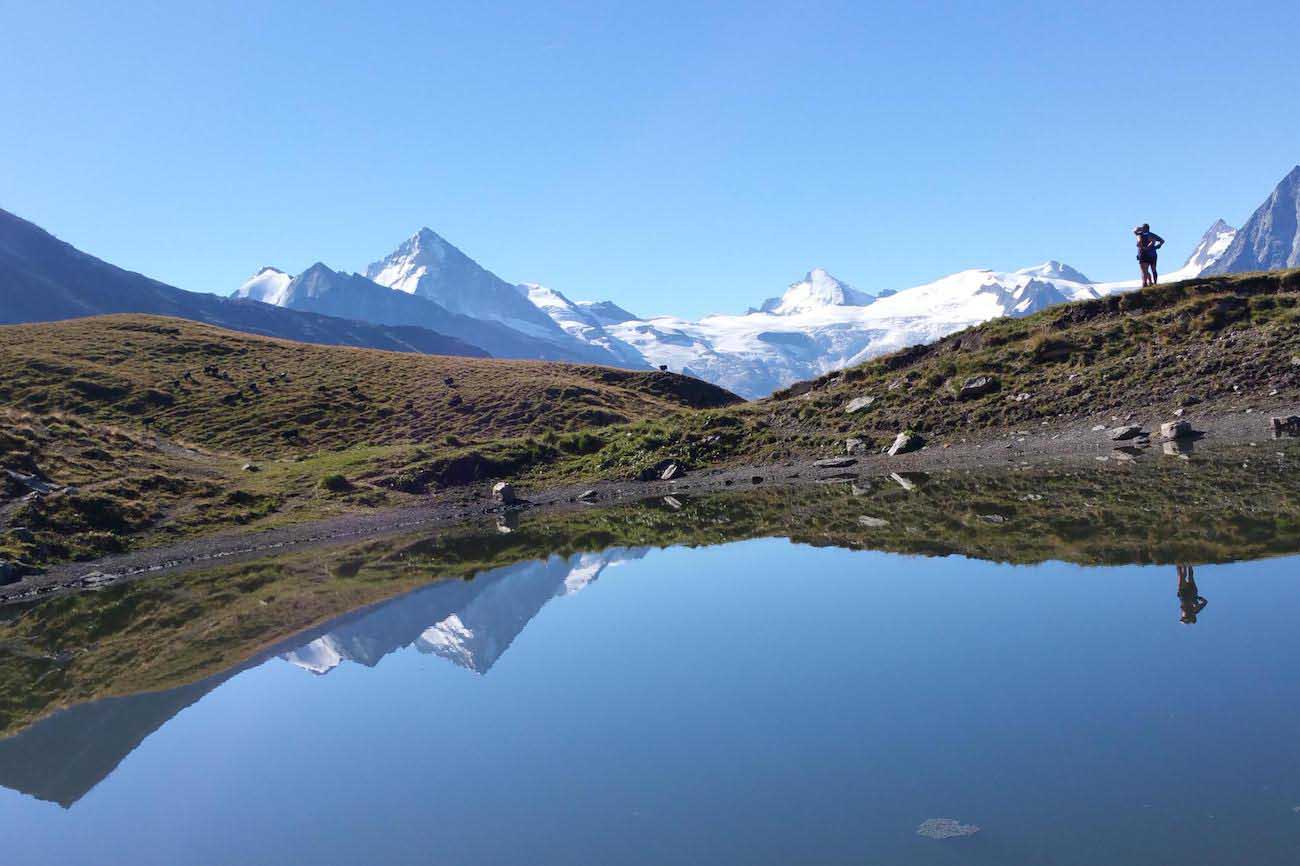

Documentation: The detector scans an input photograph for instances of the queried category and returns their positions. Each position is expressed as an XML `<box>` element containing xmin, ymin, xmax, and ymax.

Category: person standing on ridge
<box><xmin>1135</xmin><ymin>223</ymin><xmax>1165</xmax><ymax>287</ymax></box>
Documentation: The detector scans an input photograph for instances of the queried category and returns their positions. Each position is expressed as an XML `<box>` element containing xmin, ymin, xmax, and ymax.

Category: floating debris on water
<box><xmin>916</xmin><ymin>818</ymin><xmax>980</xmax><ymax>839</ymax></box>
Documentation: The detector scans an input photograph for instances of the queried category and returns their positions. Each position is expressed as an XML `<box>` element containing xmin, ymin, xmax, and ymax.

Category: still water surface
<box><xmin>1</xmin><ymin>530</ymin><xmax>1299</xmax><ymax>865</ymax></box>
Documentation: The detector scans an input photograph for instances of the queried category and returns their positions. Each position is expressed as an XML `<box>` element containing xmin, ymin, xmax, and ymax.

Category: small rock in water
<box><xmin>890</xmin><ymin>472</ymin><xmax>917</xmax><ymax>492</ymax></box>
<box><xmin>857</xmin><ymin>515</ymin><xmax>889</xmax><ymax>528</ymax></box>
<box><xmin>815</xmin><ymin>457</ymin><xmax>858</xmax><ymax>469</ymax></box>
<box><xmin>843</xmin><ymin>395</ymin><xmax>876</xmax><ymax>414</ymax></box>
<box><xmin>661</xmin><ymin>463</ymin><xmax>682</xmax><ymax>481</ymax></box>
<box><xmin>492</xmin><ymin>481</ymin><xmax>517</xmax><ymax>505</ymax></box>
<box><xmin>577</xmin><ymin>489</ymin><xmax>599</xmax><ymax>502</ymax></box>
<box><xmin>916</xmin><ymin>818</ymin><xmax>980</xmax><ymax>839</ymax></box>
<box><xmin>662</xmin><ymin>496</ymin><xmax>683</xmax><ymax>510</ymax></box>
<box><xmin>1160</xmin><ymin>420</ymin><xmax>1192</xmax><ymax>440</ymax></box>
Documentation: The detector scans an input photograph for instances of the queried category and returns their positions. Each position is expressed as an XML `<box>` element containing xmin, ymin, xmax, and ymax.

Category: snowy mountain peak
<box><xmin>759</xmin><ymin>268</ymin><xmax>874</xmax><ymax>315</ymax></box>
<box><xmin>1182</xmin><ymin>219</ymin><xmax>1237</xmax><ymax>272</ymax></box>
<box><xmin>1014</xmin><ymin>260</ymin><xmax>1092</xmax><ymax>284</ymax></box>
<box><xmin>231</xmin><ymin>266</ymin><xmax>294</xmax><ymax>306</ymax></box>
<box><xmin>1204</xmin><ymin>166</ymin><xmax>1300</xmax><ymax>275</ymax></box>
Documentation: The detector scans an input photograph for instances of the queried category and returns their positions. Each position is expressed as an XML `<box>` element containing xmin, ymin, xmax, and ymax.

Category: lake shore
<box><xmin>6</xmin><ymin>402</ymin><xmax>1296</xmax><ymax>605</ymax></box>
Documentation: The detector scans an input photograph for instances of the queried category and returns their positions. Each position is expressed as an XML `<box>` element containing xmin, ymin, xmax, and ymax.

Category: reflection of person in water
<box><xmin>1177</xmin><ymin>564</ymin><xmax>1207</xmax><ymax>624</ymax></box>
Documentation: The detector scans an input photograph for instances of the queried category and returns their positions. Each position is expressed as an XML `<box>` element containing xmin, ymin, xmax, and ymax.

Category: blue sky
<box><xmin>2</xmin><ymin>1</ymin><xmax>1297</xmax><ymax>318</ymax></box>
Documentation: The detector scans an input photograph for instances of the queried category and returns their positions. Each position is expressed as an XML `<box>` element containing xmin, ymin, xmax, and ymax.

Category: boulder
<box><xmin>1108</xmin><ymin>425</ymin><xmax>1147</xmax><ymax>441</ymax></box>
<box><xmin>890</xmin><ymin>472</ymin><xmax>917</xmax><ymax>491</ymax></box>
<box><xmin>576</xmin><ymin>489</ymin><xmax>599</xmax><ymax>502</ymax></box>
<box><xmin>1272</xmin><ymin>416</ymin><xmax>1300</xmax><ymax>438</ymax></box>
<box><xmin>814</xmin><ymin>457</ymin><xmax>857</xmax><ymax>469</ymax></box>
<box><xmin>857</xmin><ymin>515</ymin><xmax>889</xmax><ymax>528</ymax></box>
<box><xmin>957</xmin><ymin>375</ymin><xmax>999</xmax><ymax>400</ymax></box>
<box><xmin>843</xmin><ymin>395</ymin><xmax>876</xmax><ymax>414</ymax></box>
<box><xmin>491</xmin><ymin>481</ymin><xmax>517</xmax><ymax>505</ymax></box>
<box><xmin>845</xmin><ymin>438</ymin><xmax>867</xmax><ymax>455</ymax></box>
<box><xmin>1160</xmin><ymin>420</ymin><xmax>1192</xmax><ymax>440</ymax></box>
<box><xmin>660</xmin><ymin>463</ymin><xmax>683</xmax><ymax>481</ymax></box>
<box><xmin>3</xmin><ymin>470</ymin><xmax>55</xmax><ymax>496</ymax></box>
<box><xmin>887</xmin><ymin>432</ymin><xmax>925</xmax><ymax>456</ymax></box>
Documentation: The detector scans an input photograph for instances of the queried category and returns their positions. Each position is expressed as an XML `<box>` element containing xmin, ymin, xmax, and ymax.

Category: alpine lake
<box><xmin>2</xmin><ymin>442</ymin><xmax>1300</xmax><ymax>865</ymax></box>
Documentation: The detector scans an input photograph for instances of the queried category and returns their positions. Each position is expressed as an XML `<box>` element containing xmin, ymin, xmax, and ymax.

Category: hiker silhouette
<box><xmin>1135</xmin><ymin>223</ymin><xmax>1165</xmax><ymax>287</ymax></box>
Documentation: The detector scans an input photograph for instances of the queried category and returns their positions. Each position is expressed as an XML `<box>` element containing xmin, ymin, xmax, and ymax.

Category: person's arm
<box><xmin>1151</xmin><ymin>233</ymin><xmax>1165</xmax><ymax>248</ymax></box>
<box><xmin>1194</xmin><ymin>597</ymin><xmax>1207</xmax><ymax>614</ymax></box>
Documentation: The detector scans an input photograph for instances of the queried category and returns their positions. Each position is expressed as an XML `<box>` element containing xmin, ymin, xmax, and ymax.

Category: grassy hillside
<box><xmin>0</xmin><ymin>315</ymin><xmax>737</xmax><ymax>455</ymax></box>
<box><xmin>0</xmin><ymin>315</ymin><xmax>738</xmax><ymax>567</ymax></box>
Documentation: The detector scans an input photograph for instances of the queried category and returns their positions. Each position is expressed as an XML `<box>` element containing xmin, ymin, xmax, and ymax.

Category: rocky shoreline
<box><xmin>4</xmin><ymin>402</ymin><xmax>1297</xmax><ymax>606</ymax></box>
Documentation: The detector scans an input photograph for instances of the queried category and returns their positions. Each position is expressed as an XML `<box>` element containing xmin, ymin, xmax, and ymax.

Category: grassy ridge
<box><xmin>0</xmin><ymin>315</ymin><xmax>739</xmax><ymax>456</ymax></box>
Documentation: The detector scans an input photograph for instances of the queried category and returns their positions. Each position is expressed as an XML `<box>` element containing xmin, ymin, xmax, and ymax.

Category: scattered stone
<box><xmin>577</xmin><ymin>489</ymin><xmax>599</xmax><ymax>502</ymax></box>
<box><xmin>887</xmin><ymin>431</ymin><xmax>925</xmax><ymax>456</ymax></box>
<box><xmin>1272</xmin><ymin>416</ymin><xmax>1300</xmax><ymax>438</ymax></box>
<box><xmin>843</xmin><ymin>395</ymin><xmax>876</xmax><ymax>414</ymax></box>
<box><xmin>1160</xmin><ymin>420</ymin><xmax>1193</xmax><ymax>440</ymax></box>
<box><xmin>1020</xmin><ymin>493</ymin><xmax>1043</xmax><ymax>502</ymax></box>
<box><xmin>3</xmin><ymin>470</ymin><xmax>55</xmax><ymax>496</ymax></box>
<box><xmin>661</xmin><ymin>463</ymin><xmax>683</xmax><ymax>481</ymax></box>
<box><xmin>857</xmin><ymin>515</ymin><xmax>889</xmax><ymax>528</ymax></box>
<box><xmin>957</xmin><ymin>375</ymin><xmax>999</xmax><ymax>400</ymax></box>
<box><xmin>1173</xmin><ymin>408</ymin><xmax>1185</xmax><ymax>417</ymax></box>
<box><xmin>492</xmin><ymin>481</ymin><xmax>517</xmax><ymax>505</ymax></box>
<box><xmin>845</xmin><ymin>438</ymin><xmax>867</xmax><ymax>455</ymax></box>
<box><xmin>850</xmin><ymin>483</ymin><xmax>871</xmax><ymax>496</ymax></box>
<box><xmin>980</xmin><ymin>514</ymin><xmax>1006</xmax><ymax>524</ymax></box>
<box><xmin>1012</xmin><ymin>392</ymin><xmax>1031</xmax><ymax>402</ymax></box>
<box><xmin>1091</xmin><ymin>424</ymin><xmax>1107</xmax><ymax>431</ymax></box>
<box><xmin>815</xmin><ymin>457</ymin><xmax>857</xmax><ymax>469</ymax></box>
<box><xmin>1270</xmin><ymin>389</ymin><xmax>1279</xmax><ymax>397</ymax></box>
<box><xmin>916</xmin><ymin>818</ymin><xmax>980</xmax><ymax>840</ymax></box>
<box><xmin>662</xmin><ymin>496</ymin><xmax>683</xmax><ymax>510</ymax></box>
<box><xmin>242</xmin><ymin>463</ymin><xmax>261</xmax><ymax>472</ymax></box>
<box><xmin>1109</xmin><ymin>424</ymin><xmax>1147</xmax><ymax>441</ymax></box>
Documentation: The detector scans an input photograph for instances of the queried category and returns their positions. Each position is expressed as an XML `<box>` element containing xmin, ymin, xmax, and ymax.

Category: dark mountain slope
<box><xmin>0</xmin><ymin>208</ymin><xmax>487</xmax><ymax>358</ymax></box>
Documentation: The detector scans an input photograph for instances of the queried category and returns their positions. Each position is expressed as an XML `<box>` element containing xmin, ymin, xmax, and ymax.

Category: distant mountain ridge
<box><xmin>0</xmin><ymin>208</ymin><xmax>488</xmax><ymax>358</ymax></box>
<box><xmin>232</xmin><ymin>262</ymin><xmax>616</xmax><ymax>362</ymax></box>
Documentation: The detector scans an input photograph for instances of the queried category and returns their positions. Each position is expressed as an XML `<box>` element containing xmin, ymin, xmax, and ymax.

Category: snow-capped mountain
<box><xmin>1181</xmin><ymin>219</ymin><xmax>1237</xmax><ymax>274</ymax></box>
<box><xmin>604</xmin><ymin>266</ymin><xmax>1105</xmax><ymax>398</ymax></box>
<box><xmin>756</xmin><ymin>268</ymin><xmax>877</xmax><ymax>315</ymax></box>
<box><xmin>1014</xmin><ymin>260</ymin><xmax>1092</xmax><ymax>283</ymax></box>
<box><xmin>232</xmin><ymin>261</ymin><xmax>633</xmax><ymax>364</ymax></box>
<box><xmin>517</xmin><ymin>282</ymin><xmax>649</xmax><ymax>369</ymax></box>
<box><xmin>365</xmin><ymin>227</ymin><xmax>565</xmax><ymax>340</ymax></box>
<box><xmin>1205</xmin><ymin>166</ymin><xmax>1300</xmax><ymax>275</ymax></box>
<box><xmin>233</xmin><ymin>266</ymin><xmax>293</xmax><ymax>305</ymax></box>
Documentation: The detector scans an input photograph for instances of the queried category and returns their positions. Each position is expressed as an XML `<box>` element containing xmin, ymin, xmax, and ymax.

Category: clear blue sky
<box><xmin>2</xmin><ymin>1</ymin><xmax>1297</xmax><ymax>318</ymax></box>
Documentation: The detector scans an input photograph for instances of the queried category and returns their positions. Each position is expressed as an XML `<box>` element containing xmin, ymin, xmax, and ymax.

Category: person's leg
<box><xmin>1140</xmin><ymin>261</ymin><xmax>1152</xmax><ymax>286</ymax></box>
<box><xmin>1151</xmin><ymin>261</ymin><xmax>1158</xmax><ymax>285</ymax></box>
